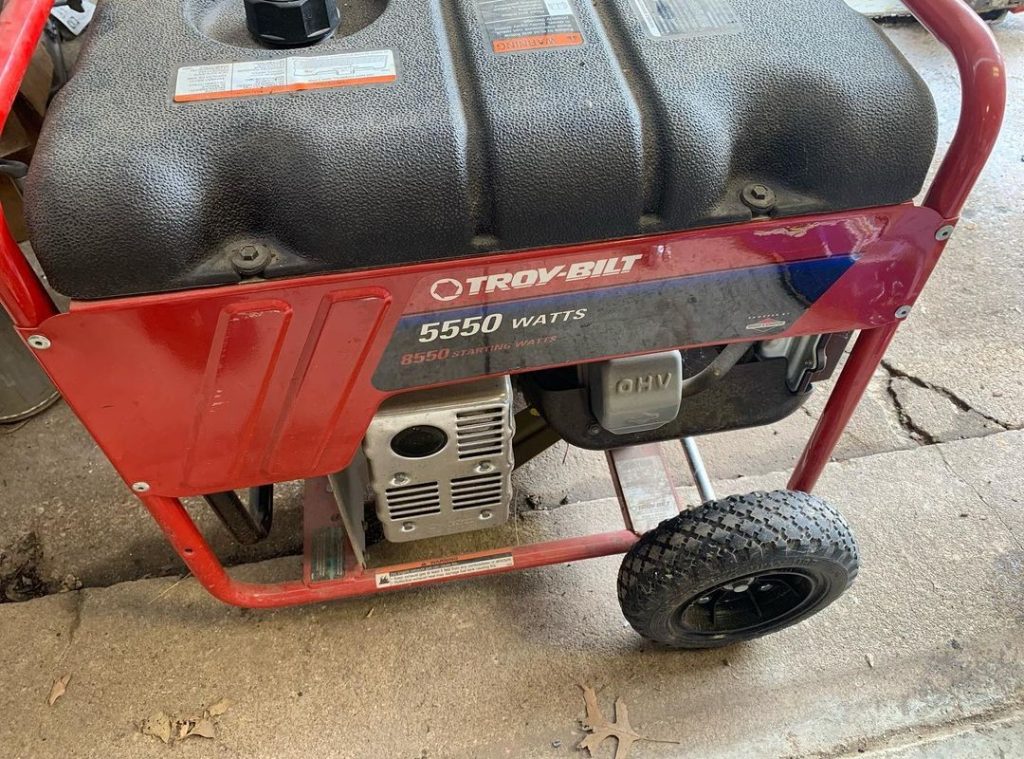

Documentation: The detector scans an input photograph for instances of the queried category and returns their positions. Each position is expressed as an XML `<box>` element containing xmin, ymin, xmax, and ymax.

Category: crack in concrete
<box><xmin>56</xmin><ymin>590</ymin><xmax>85</xmax><ymax>666</ymax></box>
<box><xmin>881</xmin><ymin>360</ymin><xmax>1016</xmax><ymax>433</ymax></box>
<box><xmin>812</xmin><ymin>700</ymin><xmax>1024</xmax><ymax>758</ymax></box>
<box><xmin>881</xmin><ymin>368</ymin><xmax>937</xmax><ymax>446</ymax></box>
<box><xmin>936</xmin><ymin>445</ymin><xmax>1024</xmax><ymax>552</ymax></box>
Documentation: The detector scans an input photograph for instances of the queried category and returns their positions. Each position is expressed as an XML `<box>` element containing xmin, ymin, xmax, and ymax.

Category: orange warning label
<box><xmin>173</xmin><ymin>50</ymin><xmax>396</xmax><ymax>103</ymax></box>
<box><xmin>479</xmin><ymin>0</ymin><xmax>585</xmax><ymax>55</ymax></box>
<box><xmin>492</xmin><ymin>32</ymin><xmax>584</xmax><ymax>53</ymax></box>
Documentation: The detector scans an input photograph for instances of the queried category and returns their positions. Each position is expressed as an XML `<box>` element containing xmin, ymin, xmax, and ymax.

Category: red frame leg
<box><xmin>788</xmin><ymin>324</ymin><xmax>899</xmax><ymax>492</ymax></box>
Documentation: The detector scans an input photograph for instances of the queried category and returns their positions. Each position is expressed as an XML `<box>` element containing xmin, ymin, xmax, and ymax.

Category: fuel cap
<box><xmin>243</xmin><ymin>0</ymin><xmax>340</xmax><ymax>48</ymax></box>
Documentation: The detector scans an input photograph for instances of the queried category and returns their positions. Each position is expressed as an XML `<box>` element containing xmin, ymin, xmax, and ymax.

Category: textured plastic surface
<box><xmin>26</xmin><ymin>0</ymin><xmax>937</xmax><ymax>299</ymax></box>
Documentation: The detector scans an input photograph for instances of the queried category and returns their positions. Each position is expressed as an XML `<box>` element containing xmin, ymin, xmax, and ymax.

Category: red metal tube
<box><xmin>788</xmin><ymin>324</ymin><xmax>899</xmax><ymax>493</ymax></box>
<box><xmin>788</xmin><ymin>0</ymin><xmax>1006</xmax><ymax>492</ymax></box>
<box><xmin>141</xmin><ymin>493</ymin><xmax>638</xmax><ymax>608</ymax></box>
<box><xmin>903</xmin><ymin>0</ymin><xmax>1007</xmax><ymax>220</ymax></box>
<box><xmin>0</xmin><ymin>0</ymin><xmax>58</xmax><ymax>327</ymax></box>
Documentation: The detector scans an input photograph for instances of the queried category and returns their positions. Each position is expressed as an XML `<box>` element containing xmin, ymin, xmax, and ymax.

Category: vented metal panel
<box><xmin>385</xmin><ymin>482</ymin><xmax>441</xmax><ymax>519</ymax></box>
<box><xmin>450</xmin><ymin>472</ymin><xmax>504</xmax><ymax>510</ymax></box>
<box><xmin>362</xmin><ymin>377</ymin><xmax>514</xmax><ymax>542</ymax></box>
<box><xmin>456</xmin><ymin>408</ymin><xmax>506</xmax><ymax>460</ymax></box>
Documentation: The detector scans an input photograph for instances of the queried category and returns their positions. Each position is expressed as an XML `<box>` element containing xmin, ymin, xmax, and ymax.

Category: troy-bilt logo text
<box><xmin>429</xmin><ymin>255</ymin><xmax>643</xmax><ymax>301</ymax></box>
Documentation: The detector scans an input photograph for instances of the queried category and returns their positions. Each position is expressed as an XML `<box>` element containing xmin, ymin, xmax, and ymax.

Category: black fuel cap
<box><xmin>243</xmin><ymin>0</ymin><xmax>340</xmax><ymax>48</ymax></box>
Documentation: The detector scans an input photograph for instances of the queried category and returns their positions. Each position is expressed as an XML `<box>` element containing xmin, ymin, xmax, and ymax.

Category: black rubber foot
<box><xmin>617</xmin><ymin>490</ymin><xmax>859</xmax><ymax>649</ymax></box>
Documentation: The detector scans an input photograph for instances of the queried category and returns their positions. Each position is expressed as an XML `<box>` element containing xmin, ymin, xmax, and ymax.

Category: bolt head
<box><xmin>479</xmin><ymin>510</ymin><xmax>493</xmax><ymax>520</ymax></box>
<box><xmin>131</xmin><ymin>482</ymin><xmax>150</xmax><ymax>493</ymax></box>
<box><xmin>895</xmin><ymin>305</ymin><xmax>912</xmax><ymax>320</ymax></box>
<box><xmin>26</xmin><ymin>334</ymin><xmax>51</xmax><ymax>350</ymax></box>
<box><xmin>741</xmin><ymin>182</ymin><xmax>777</xmax><ymax>212</ymax></box>
<box><xmin>400</xmin><ymin>522</ymin><xmax>415</xmax><ymax>532</ymax></box>
<box><xmin>391</xmin><ymin>473</ymin><xmax>411</xmax><ymax>486</ymax></box>
<box><xmin>474</xmin><ymin>461</ymin><xmax>495</xmax><ymax>474</ymax></box>
<box><xmin>697</xmin><ymin>595</ymin><xmax>712</xmax><ymax>604</ymax></box>
<box><xmin>935</xmin><ymin>225</ymin><xmax>955</xmax><ymax>241</ymax></box>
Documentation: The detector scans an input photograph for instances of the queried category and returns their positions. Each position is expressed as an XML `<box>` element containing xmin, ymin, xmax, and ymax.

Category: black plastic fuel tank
<box><xmin>26</xmin><ymin>0</ymin><xmax>937</xmax><ymax>299</ymax></box>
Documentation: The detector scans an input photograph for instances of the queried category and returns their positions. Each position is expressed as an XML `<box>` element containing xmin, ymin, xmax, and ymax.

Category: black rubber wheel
<box><xmin>980</xmin><ymin>9</ymin><xmax>1009</xmax><ymax>24</ymax></box>
<box><xmin>618</xmin><ymin>490</ymin><xmax>859</xmax><ymax>649</ymax></box>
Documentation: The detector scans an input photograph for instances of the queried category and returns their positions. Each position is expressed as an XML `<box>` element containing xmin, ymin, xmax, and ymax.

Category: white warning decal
<box><xmin>375</xmin><ymin>553</ymin><xmax>514</xmax><ymax>588</ymax></box>
<box><xmin>173</xmin><ymin>49</ymin><xmax>396</xmax><ymax>103</ymax></box>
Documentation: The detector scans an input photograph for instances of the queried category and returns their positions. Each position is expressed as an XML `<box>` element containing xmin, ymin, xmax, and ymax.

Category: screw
<box><xmin>391</xmin><ymin>473</ymin><xmax>411</xmax><ymax>486</ymax></box>
<box><xmin>935</xmin><ymin>225</ymin><xmax>955</xmax><ymax>241</ymax></box>
<box><xmin>587</xmin><ymin>423</ymin><xmax>602</xmax><ymax>436</ymax></box>
<box><xmin>26</xmin><ymin>335</ymin><xmax>51</xmax><ymax>350</ymax></box>
<box><xmin>401</xmin><ymin>522</ymin><xmax>415</xmax><ymax>532</ymax></box>
<box><xmin>895</xmin><ymin>305</ymin><xmax>912</xmax><ymax>319</ymax></box>
<box><xmin>479</xmin><ymin>510</ymin><xmax>493</xmax><ymax>520</ymax></box>
<box><xmin>474</xmin><ymin>462</ymin><xmax>495</xmax><ymax>474</ymax></box>
<box><xmin>229</xmin><ymin>244</ymin><xmax>271</xmax><ymax>276</ymax></box>
<box><xmin>741</xmin><ymin>182</ymin><xmax>777</xmax><ymax>212</ymax></box>
<box><xmin>131</xmin><ymin>482</ymin><xmax>150</xmax><ymax>493</ymax></box>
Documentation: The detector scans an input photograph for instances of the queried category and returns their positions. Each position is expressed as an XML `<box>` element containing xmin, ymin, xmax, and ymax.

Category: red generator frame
<box><xmin>0</xmin><ymin>0</ymin><xmax>1007</xmax><ymax>608</ymax></box>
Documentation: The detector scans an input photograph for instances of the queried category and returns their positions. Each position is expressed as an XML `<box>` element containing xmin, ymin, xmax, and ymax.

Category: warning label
<box><xmin>631</xmin><ymin>0</ymin><xmax>741</xmax><ymax>39</ymax></box>
<box><xmin>375</xmin><ymin>554</ymin><xmax>515</xmax><ymax>588</ymax></box>
<box><xmin>173</xmin><ymin>49</ymin><xmax>396</xmax><ymax>103</ymax></box>
<box><xmin>478</xmin><ymin>0</ymin><xmax>584</xmax><ymax>54</ymax></box>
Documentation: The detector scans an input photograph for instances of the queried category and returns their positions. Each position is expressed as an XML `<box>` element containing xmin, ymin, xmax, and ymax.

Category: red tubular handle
<box><xmin>0</xmin><ymin>0</ymin><xmax>58</xmax><ymax>327</ymax></box>
<box><xmin>902</xmin><ymin>0</ymin><xmax>1007</xmax><ymax>220</ymax></box>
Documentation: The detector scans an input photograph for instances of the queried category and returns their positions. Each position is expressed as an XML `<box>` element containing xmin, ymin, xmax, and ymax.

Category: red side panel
<box><xmin>23</xmin><ymin>205</ymin><xmax>945</xmax><ymax>497</ymax></box>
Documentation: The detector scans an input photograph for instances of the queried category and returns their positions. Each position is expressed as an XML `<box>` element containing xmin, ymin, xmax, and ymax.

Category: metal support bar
<box><xmin>607</xmin><ymin>444</ymin><xmax>687</xmax><ymax>534</ymax></box>
<box><xmin>202</xmin><ymin>485</ymin><xmax>273</xmax><ymax>545</ymax></box>
<box><xmin>142</xmin><ymin>481</ymin><xmax>639</xmax><ymax>609</ymax></box>
<box><xmin>681</xmin><ymin>437</ymin><xmax>716</xmax><ymax>504</ymax></box>
<box><xmin>512</xmin><ymin>407</ymin><xmax>562</xmax><ymax>466</ymax></box>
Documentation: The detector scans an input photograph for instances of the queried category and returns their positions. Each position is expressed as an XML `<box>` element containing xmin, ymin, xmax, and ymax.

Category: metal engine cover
<box><xmin>362</xmin><ymin>377</ymin><xmax>514</xmax><ymax>542</ymax></box>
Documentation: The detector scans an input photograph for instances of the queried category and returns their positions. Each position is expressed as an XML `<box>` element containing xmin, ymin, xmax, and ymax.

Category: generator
<box><xmin>0</xmin><ymin>0</ymin><xmax>1005</xmax><ymax>647</ymax></box>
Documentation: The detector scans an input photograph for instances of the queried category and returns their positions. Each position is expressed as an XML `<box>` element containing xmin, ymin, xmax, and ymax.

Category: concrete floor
<box><xmin>0</xmin><ymin>13</ymin><xmax>1022</xmax><ymax>759</ymax></box>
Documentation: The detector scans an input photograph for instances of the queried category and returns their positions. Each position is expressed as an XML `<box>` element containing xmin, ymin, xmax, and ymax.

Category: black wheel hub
<box><xmin>673</xmin><ymin>569</ymin><xmax>827</xmax><ymax>639</ymax></box>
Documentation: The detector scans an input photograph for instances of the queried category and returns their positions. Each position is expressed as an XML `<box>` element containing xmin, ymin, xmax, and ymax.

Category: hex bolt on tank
<box><xmin>229</xmin><ymin>244</ymin><xmax>272</xmax><ymax>277</ymax></box>
<box><xmin>895</xmin><ymin>305</ymin><xmax>912</xmax><ymax>319</ymax></box>
<box><xmin>741</xmin><ymin>183</ymin><xmax>777</xmax><ymax>213</ymax></box>
<box><xmin>131</xmin><ymin>482</ymin><xmax>150</xmax><ymax>493</ymax></box>
<box><xmin>935</xmin><ymin>225</ymin><xmax>956</xmax><ymax>241</ymax></box>
<box><xmin>26</xmin><ymin>334</ymin><xmax>51</xmax><ymax>350</ymax></box>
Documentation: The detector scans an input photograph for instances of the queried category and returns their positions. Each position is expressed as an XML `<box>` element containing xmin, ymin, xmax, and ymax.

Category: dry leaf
<box><xmin>207</xmin><ymin>698</ymin><xmax>232</xmax><ymax>717</ymax></box>
<box><xmin>176</xmin><ymin>721</ymin><xmax>192</xmax><ymax>740</ymax></box>
<box><xmin>187</xmin><ymin>718</ymin><xmax>216</xmax><ymax>739</ymax></box>
<box><xmin>577</xmin><ymin>685</ymin><xmax>641</xmax><ymax>759</ymax></box>
<box><xmin>47</xmin><ymin>674</ymin><xmax>71</xmax><ymax>706</ymax></box>
<box><xmin>142</xmin><ymin>712</ymin><xmax>173</xmax><ymax>744</ymax></box>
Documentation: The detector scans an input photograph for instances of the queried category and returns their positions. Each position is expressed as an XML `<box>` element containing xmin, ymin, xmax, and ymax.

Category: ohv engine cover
<box><xmin>27</xmin><ymin>0</ymin><xmax>936</xmax><ymax>299</ymax></box>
